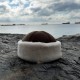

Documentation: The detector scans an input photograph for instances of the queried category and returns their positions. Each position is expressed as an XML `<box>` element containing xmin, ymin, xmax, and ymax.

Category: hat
<box><xmin>17</xmin><ymin>31</ymin><xmax>62</xmax><ymax>63</ymax></box>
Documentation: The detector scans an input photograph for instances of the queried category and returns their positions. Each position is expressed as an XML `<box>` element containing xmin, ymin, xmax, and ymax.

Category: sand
<box><xmin>0</xmin><ymin>34</ymin><xmax>80</xmax><ymax>80</ymax></box>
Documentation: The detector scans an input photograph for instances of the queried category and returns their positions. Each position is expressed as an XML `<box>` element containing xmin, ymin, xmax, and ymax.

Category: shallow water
<box><xmin>0</xmin><ymin>24</ymin><xmax>80</xmax><ymax>38</ymax></box>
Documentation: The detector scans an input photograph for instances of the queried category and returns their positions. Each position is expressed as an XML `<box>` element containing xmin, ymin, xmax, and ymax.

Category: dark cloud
<box><xmin>9</xmin><ymin>0</ymin><xmax>13</xmax><ymax>2</ymax></box>
<box><xmin>30</xmin><ymin>7</ymin><xmax>53</xmax><ymax>16</ymax></box>
<box><xmin>30</xmin><ymin>7</ymin><xmax>41</xmax><ymax>12</ymax></box>
<box><xmin>37</xmin><ymin>8</ymin><xmax>53</xmax><ymax>16</ymax></box>
<box><xmin>0</xmin><ymin>0</ymin><xmax>80</xmax><ymax>23</ymax></box>
<box><xmin>32</xmin><ymin>1</ymin><xmax>80</xmax><ymax>17</ymax></box>
<box><xmin>0</xmin><ymin>0</ymin><xmax>5</xmax><ymax>2</ymax></box>
<box><xmin>0</xmin><ymin>5</ymin><xmax>8</xmax><ymax>14</ymax></box>
<box><xmin>49</xmin><ymin>2</ymin><xmax>80</xmax><ymax>12</ymax></box>
<box><xmin>30</xmin><ymin>6</ymin><xmax>53</xmax><ymax>16</ymax></box>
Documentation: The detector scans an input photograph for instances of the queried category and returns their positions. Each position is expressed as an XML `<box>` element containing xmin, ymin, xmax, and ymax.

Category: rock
<box><xmin>0</xmin><ymin>34</ymin><xmax>80</xmax><ymax>80</ymax></box>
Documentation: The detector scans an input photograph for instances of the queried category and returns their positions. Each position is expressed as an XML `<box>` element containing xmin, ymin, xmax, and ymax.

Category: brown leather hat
<box><xmin>22</xmin><ymin>31</ymin><xmax>56</xmax><ymax>43</ymax></box>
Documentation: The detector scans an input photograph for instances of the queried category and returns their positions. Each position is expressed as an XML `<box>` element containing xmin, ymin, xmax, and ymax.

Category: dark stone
<box><xmin>0</xmin><ymin>34</ymin><xmax>80</xmax><ymax>80</ymax></box>
<box><xmin>22</xmin><ymin>31</ymin><xmax>56</xmax><ymax>43</ymax></box>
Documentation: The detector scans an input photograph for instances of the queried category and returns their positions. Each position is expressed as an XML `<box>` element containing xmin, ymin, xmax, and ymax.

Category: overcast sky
<box><xmin>0</xmin><ymin>0</ymin><xmax>80</xmax><ymax>24</ymax></box>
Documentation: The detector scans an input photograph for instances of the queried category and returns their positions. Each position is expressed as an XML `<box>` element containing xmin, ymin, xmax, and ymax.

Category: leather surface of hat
<box><xmin>22</xmin><ymin>31</ymin><xmax>56</xmax><ymax>43</ymax></box>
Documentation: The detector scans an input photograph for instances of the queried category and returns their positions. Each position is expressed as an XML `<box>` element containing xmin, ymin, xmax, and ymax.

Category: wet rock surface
<box><xmin>0</xmin><ymin>34</ymin><xmax>80</xmax><ymax>80</ymax></box>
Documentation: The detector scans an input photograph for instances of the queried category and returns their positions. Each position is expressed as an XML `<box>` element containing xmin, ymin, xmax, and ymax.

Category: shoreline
<box><xmin>0</xmin><ymin>33</ymin><xmax>80</xmax><ymax>38</ymax></box>
<box><xmin>0</xmin><ymin>33</ymin><xmax>80</xmax><ymax>80</ymax></box>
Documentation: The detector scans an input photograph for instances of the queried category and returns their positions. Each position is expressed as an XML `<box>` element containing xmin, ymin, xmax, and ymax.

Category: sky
<box><xmin>0</xmin><ymin>0</ymin><xmax>80</xmax><ymax>24</ymax></box>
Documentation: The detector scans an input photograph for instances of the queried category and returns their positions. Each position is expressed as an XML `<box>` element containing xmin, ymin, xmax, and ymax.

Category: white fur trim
<box><xmin>17</xmin><ymin>40</ymin><xmax>62</xmax><ymax>63</ymax></box>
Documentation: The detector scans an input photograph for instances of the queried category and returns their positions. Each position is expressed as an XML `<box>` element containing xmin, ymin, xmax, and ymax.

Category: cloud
<box><xmin>37</xmin><ymin>8</ymin><xmax>53</xmax><ymax>16</ymax></box>
<box><xmin>0</xmin><ymin>0</ymin><xmax>6</xmax><ymax>2</ymax></box>
<box><xmin>0</xmin><ymin>0</ymin><xmax>80</xmax><ymax>23</ymax></box>
<box><xmin>27</xmin><ymin>0</ymin><xmax>80</xmax><ymax>17</ymax></box>
<box><xmin>49</xmin><ymin>2</ymin><xmax>80</xmax><ymax>12</ymax></box>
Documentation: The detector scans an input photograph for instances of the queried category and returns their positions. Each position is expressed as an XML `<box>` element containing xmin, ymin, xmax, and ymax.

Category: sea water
<box><xmin>0</xmin><ymin>24</ymin><xmax>80</xmax><ymax>38</ymax></box>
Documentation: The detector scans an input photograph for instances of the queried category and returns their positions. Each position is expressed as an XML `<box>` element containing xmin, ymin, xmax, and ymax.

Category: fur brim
<box><xmin>17</xmin><ymin>40</ymin><xmax>62</xmax><ymax>63</ymax></box>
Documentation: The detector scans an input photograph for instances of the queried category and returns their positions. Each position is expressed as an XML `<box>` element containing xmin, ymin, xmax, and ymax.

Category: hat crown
<box><xmin>22</xmin><ymin>31</ymin><xmax>56</xmax><ymax>43</ymax></box>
